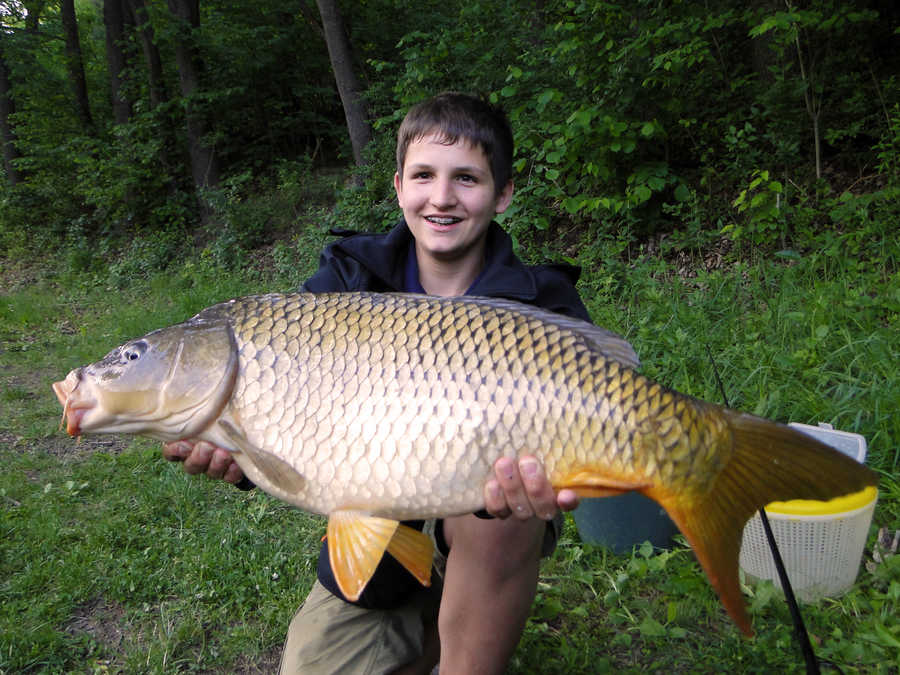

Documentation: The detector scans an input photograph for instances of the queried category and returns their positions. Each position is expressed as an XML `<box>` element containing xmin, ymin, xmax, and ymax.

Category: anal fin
<box><xmin>553</xmin><ymin>468</ymin><xmax>649</xmax><ymax>498</ymax></box>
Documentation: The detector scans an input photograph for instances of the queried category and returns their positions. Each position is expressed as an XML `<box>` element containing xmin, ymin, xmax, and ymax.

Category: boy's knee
<box><xmin>446</xmin><ymin>515</ymin><xmax>545</xmax><ymax>578</ymax></box>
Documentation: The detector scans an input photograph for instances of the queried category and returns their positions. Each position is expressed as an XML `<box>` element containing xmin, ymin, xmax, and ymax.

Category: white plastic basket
<box><xmin>738</xmin><ymin>423</ymin><xmax>878</xmax><ymax>602</ymax></box>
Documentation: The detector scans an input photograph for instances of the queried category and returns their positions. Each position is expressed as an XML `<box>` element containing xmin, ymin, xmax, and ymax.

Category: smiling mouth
<box><xmin>425</xmin><ymin>216</ymin><xmax>462</xmax><ymax>226</ymax></box>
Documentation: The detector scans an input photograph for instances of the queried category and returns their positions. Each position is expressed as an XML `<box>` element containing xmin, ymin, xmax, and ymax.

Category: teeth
<box><xmin>427</xmin><ymin>216</ymin><xmax>461</xmax><ymax>225</ymax></box>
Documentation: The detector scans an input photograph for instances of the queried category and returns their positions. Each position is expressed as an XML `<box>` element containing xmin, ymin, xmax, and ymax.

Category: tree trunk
<box><xmin>315</xmin><ymin>0</ymin><xmax>372</xmax><ymax>166</ymax></box>
<box><xmin>167</xmin><ymin>0</ymin><xmax>220</xmax><ymax>218</ymax></box>
<box><xmin>792</xmin><ymin>17</ymin><xmax>823</xmax><ymax>180</ymax></box>
<box><xmin>125</xmin><ymin>0</ymin><xmax>167</xmax><ymax>110</ymax></box>
<box><xmin>0</xmin><ymin>33</ymin><xmax>22</xmax><ymax>185</ymax></box>
<box><xmin>104</xmin><ymin>0</ymin><xmax>132</xmax><ymax>125</ymax></box>
<box><xmin>125</xmin><ymin>0</ymin><xmax>184</xmax><ymax>199</ymax></box>
<box><xmin>61</xmin><ymin>0</ymin><xmax>95</xmax><ymax>133</ymax></box>
<box><xmin>23</xmin><ymin>1</ymin><xmax>46</xmax><ymax>33</ymax></box>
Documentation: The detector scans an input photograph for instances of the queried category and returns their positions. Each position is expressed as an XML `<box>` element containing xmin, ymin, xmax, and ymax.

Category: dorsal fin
<box><xmin>194</xmin><ymin>291</ymin><xmax>640</xmax><ymax>369</ymax></box>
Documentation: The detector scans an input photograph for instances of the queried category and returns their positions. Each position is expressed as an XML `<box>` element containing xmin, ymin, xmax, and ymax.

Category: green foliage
<box><xmin>747</xmin><ymin>1</ymin><xmax>883</xmax><ymax>161</ymax></box>
<box><xmin>0</xmin><ymin>0</ymin><xmax>350</xmax><ymax>252</ymax></box>
<box><xmin>105</xmin><ymin>227</ymin><xmax>189</xmax><ymax>287</ymax></box>
<box><xmin>496</xmin><ymin>0</ymin><xmax>709</xmax><ymax>239</ymax></box>
<box><xmin>1</xmin><ymin>0</ymin><xmax>897</xmax><ymax>257</ymax></box>
<box><xmin>724</xmin><ymin>169</ymin><xmax>788</xmax><ymax>247</ymax></box>
<box><xmin>875</xmin><ymin>103</ymin><xmax>900</xmax><ymax>181</ymax></box>
<box><xmin>198</xmin><ymin>158</ymin><xmax>342</xmax><ymax>275</ymax></box>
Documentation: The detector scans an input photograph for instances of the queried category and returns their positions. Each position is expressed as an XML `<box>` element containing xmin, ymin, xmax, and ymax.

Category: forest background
<box><xmin>1</xmin><ymin>0</ymin><xmax>898</xmax><ymax>272</ymax></box>
<box><xmin>1</xmin><ymin>0</ymin><xmax>899</xmax><ymax>672</ymax></box>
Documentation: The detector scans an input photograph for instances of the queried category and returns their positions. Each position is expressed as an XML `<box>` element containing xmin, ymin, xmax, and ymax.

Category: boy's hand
<box><xmin>484</xmin><ymin>455</ymin><xmax>579</xmax><ymax>521</ymax></box>
<box><xmin>162</xmin><ymin>439</ymin><xmax>245</xmax><ymax>484</ymax></box>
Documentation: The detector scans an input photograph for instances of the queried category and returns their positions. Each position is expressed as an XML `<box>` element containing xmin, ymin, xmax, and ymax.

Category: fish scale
<box><xmin>53</xmin><ymin>291</ymin><xmax>877</xmax><ymax>635</ymax></box>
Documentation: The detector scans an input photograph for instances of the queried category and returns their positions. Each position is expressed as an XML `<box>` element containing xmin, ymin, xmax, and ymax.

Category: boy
<box><xmin>164</xmin><ymin>92</ymin><xmax>588</xmax><ymax>673</ymax></box>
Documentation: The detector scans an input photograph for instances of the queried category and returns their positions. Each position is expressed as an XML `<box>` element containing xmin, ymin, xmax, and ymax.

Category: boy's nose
<box><xmin>429</xmin><ymin>178</ymin><xmax>457</xmax><ymax>208</ymax></box>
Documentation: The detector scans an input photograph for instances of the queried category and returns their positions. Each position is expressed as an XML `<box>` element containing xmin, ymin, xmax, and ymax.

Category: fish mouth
<box><xmin>52</xmin><ymin>370</ymin><xmax>94</xmax><ymax>437</ymax></box>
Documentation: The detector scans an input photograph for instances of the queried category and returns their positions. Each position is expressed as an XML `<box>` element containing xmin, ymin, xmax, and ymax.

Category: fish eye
<box><xmin>121</xmin><ymin>340</ymin><xmax>148</xmax><ymax>363</ymax></box>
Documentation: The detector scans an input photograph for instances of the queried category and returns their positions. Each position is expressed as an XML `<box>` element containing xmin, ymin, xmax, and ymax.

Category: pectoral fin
<box><xmin>327</xmin><ymin>511</ymin><xmax>433</xmax><ymax>601</ymax></box>
<box><xmin>217</xmin><ymin>417</ymin><xmax>306</xmax><ymax>496</ymax></box>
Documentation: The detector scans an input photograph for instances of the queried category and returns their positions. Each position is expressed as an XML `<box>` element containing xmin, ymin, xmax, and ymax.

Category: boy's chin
<box><xmin>423</xmin><ymin>238</ymin><xmax>487</xmax><ymax>263</ymax></box>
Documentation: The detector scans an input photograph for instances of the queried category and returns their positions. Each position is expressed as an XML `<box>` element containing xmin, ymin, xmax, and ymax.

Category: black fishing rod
<box><xmin>705</xmin><ymin>345</ymin><xmax>821</xmax><ymax>675</ymax></box>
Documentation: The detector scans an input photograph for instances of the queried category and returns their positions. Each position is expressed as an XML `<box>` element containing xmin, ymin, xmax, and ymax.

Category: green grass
<box><xmin>0</xmin><ymin>440</ymin><xmax>322</xmax><ymax>672</ymax></box>
<box><xmin>1</xmin><ymin>232</ymin><xmax>898</xmax><ymax>672</ymax></box>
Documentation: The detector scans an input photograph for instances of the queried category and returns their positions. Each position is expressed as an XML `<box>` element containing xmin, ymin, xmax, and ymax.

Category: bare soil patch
<box><xmin>65</xmin><ymin>597</ymin><xmax>131</xmax><ymax>653</ymax></box>
<box><xmin>0</xmin><ymin>427</ymin><xmax>131</xmax><ymax>460</ymax></box>
<box><xmin>206</xmin><ymin>647</ymin><xmax>283</xmax><ymax>674</ymax></box>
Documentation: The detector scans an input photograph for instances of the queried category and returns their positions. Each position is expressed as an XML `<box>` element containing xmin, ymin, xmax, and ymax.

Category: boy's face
<box><xmin>395</xmin><ymin>132</ymin><xmax>513</xmax><ymax>269</ymax></box>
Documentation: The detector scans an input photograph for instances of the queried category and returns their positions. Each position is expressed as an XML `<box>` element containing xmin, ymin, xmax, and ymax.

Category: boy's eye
<box><xmin>458</xmin><ymin>174</ymin><xmax>476</xmax><ymax>183</ymax></box>
<box><xmin>411</xmin><ymin>171</ymin><xmax>432</xmax><ymax>180</ymax></box>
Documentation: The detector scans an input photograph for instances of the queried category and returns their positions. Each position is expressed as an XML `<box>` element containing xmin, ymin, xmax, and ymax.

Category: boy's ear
<box><xmin>495</xmin><ymin>180</ymin><xmax>514</xmax><ymax>214</ymax></box>
<box><xmin>393</xmin><ymin>172</ymin><xmax>403</xmax><ymax>203</ymax></box>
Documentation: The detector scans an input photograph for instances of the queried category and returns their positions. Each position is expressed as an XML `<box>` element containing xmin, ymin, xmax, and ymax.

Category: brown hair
<box><xmin>396</xmin><ymin>92</ymin><xmax>514</xmax><ymax>195</ymax></box>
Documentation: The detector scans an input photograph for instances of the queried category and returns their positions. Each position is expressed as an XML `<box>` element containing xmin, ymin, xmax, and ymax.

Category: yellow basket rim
<box><xmin>765</xmin><ymin>485</ymin><xmax>878</xmax><ymax>516</ymax></box>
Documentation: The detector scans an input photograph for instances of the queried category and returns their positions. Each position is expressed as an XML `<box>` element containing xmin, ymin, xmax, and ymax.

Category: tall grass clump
<box><xmin>578</xmin><ymin>245</ymin><xmax>898</xmax><ymax>473</ymax></box>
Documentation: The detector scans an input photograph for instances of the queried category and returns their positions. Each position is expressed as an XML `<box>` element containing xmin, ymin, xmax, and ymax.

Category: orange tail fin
<box><xmin>646</xmin><ymin>408</ymin><xmax>878</xmax><ymax>637</ymax></box>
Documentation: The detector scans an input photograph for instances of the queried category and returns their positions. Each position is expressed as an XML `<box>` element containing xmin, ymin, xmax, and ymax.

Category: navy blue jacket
<box><xmin>302</xmin><ymin>220</ymin><xmax>590</xmax><ymax>322</ymax></box>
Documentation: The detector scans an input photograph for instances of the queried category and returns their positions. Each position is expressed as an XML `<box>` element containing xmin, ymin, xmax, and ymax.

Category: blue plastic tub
<box><xmin>572</xmin><ymin>492</ymin><xmax>678</xmax><ymax>553</ymax></box>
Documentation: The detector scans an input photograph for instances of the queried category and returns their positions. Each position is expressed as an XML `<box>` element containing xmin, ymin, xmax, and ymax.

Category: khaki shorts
<box><xmin>278</xmin><ymin>515</ymin><xmax>562</xmax><ymax>675</ymax></box>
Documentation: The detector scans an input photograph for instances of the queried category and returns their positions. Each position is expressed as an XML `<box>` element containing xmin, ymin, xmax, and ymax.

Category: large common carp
<box><xmin>52</xmin><ymin>292</ymin><xmax>877</xmax><ymax>636</ymax></box>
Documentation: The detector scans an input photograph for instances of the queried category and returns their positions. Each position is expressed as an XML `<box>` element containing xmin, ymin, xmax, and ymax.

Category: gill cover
<box><xmin>88</xmin><ymin>318</ymin><xmax>238</xmax><ymax>439</ymax></box>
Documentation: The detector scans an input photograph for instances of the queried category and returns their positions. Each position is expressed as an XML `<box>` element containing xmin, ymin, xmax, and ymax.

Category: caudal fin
<box><xmin>648</xmin><ymin>408</ymin><xmax>878</xmax><ymax>637</ymax></box>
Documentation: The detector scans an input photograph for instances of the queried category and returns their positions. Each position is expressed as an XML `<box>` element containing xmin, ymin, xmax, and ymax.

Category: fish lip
<box><xmin>52</xmin><ymin>370</ymin><xmax>95</xmax><ymax>437</ymax></box>
<box><xmin>52</xmin><ymin>375</ymin><xmax>76</xmax><ymax>407</ymax></box>
<box><xmin>64</xmin><ymin>406</ymin><xmax>90</xmax><ymax>437</ymax></box>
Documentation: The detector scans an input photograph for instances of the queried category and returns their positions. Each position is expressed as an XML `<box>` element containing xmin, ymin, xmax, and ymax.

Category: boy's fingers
<box><xmin>483</xmin><ymin>478</ymin><xmax>510</xmax><ymax>518</ymax></box>
<box><xmin>519</xmin><ymin>456</ymin><xmax>558</xmax><ymax>521</ymax></box>
<box><xmin>165</xmin><ymin>439</ymin><xmax>241</xmax><ymax>483</ymax></box>
<box><xmin>495</xmin><ymin>456</ymin><xmax>534</xmax><ymax>520</ymax></box>
<box><xmin>182</xmin><ymin>441</ymin><xmax>216</xmax><ymax>475</ymax></box>
<box><xmin>205</xmin><ymin>447</ymin><xmax>235</xmax><ymax>480</ymax></box>
<box><xmin>556</xmin><ymin>488</ymin><xmax>580</xmax><ymax>512</ymax></box>
<box><xmin>223</xmin><ymin>461</ymin><xmax>245</xmax><ymax>485</ymax></box>
<box><xmin>162</xmin><ymin>440</ymin><xmax>193</xmax><ymax>461</ymax></box>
